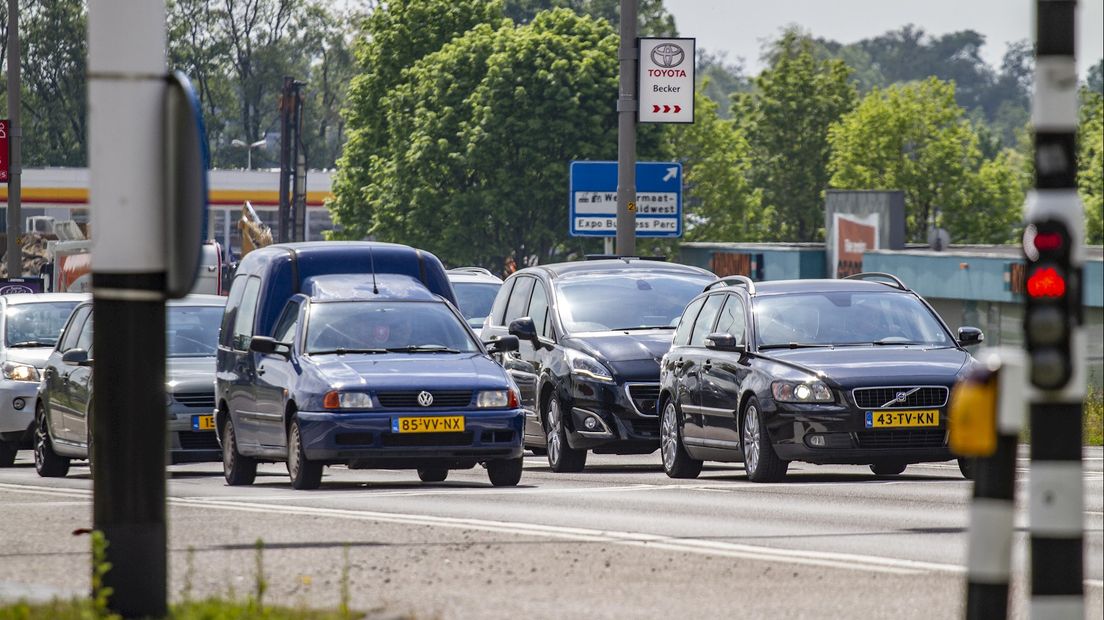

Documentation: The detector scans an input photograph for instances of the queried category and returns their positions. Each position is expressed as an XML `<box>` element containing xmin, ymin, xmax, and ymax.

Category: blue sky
<box><xmin>665</xmin><ymin>0</ymin><xmax>1104</xmax><ymax>76</ymax></box>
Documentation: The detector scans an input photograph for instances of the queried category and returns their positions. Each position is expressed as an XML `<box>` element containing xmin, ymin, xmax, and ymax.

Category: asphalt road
<box><xmin>1</xmin><ymin>448</ymin><xmax>1101</xmax><ymax>619</ymax></box>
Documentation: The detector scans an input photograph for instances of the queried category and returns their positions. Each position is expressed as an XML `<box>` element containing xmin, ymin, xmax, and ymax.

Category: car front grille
<box><xmin>376</xmin><ymin>390</ymin><xmax>473</xmax><ymax>409</ymax></box>
<box><xmin>381</xmin><ymin>432</ymin><xmax>474</xmax><ymax>447</ymax></box>
<box><xmin>626</xmin><ymin>384</ymin><xmax>661</xmax><ymax>416</ymax></box>
<box><xmin>174</xmin><ymin>391</ymin><xmax>216</xmax><ymax>409</ymax></box>
<box><xmin>855</xmin><ymin>429</ymin><xmax>947</xmax><ymax>449</ymax></box>
<box><xmin>852</xmin><ymin>386</ymin><xmax>949</xmax><ymax>409</ymax></box>
<box><xmin>177</xmin><ymin>430</ymin><xmax>220</xmax><ymax>451</ymax></box>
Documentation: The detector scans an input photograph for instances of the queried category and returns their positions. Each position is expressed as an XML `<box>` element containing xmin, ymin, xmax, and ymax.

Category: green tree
<box><xmin>737</xmin><ymin>30</ymin><xmax>856</xmax><ymax>241</ymax></box>
<box><xmin>1080</xmin><ymin>90</ymin><xmax>1104</xmax><ymax>244</ymax></box>
<box><xmin>669</xmin><ymin>86</ymin><xmax>760</xmax><ymax>241</ymax></box>
<box><xmin>828</xmin><ymin>78</ymin><xmax>1021</xmax><ymax>243</ymax></box>
<box><xmin>330</xmin><ymin>0</ymin><xmax>504</xmax><ymax>238</ymax></box>
<box><xmin>1</xmin><ymin>0</ymin><xmax>87</xmax><ymax>166</ymax></box>
<box><xmin>503</xmin><ymin>0</ymin><xmax>677</xmax><ymax>35</ymax></box>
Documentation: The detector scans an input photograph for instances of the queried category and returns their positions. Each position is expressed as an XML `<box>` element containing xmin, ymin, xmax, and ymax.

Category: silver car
<box><xmin>0</xmin><ymin>293</ymin><xmax>87</xmax><ymax>467</ymax></box>
<box><xmin>33</xmin><ymin>294</ymin><xmax>226</xmax><ymax>476</ymax></box>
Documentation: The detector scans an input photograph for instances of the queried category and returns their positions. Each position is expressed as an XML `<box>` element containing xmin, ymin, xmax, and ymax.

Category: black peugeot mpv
<box><xmin>657</xmin><ymin>273</ymin><xmax>983</xmax><ymax>482</ymax></box>
<box><xmin>480</xmin><ymin>258</ymin><xmax>716</xmax><ymax>472</ymax></box>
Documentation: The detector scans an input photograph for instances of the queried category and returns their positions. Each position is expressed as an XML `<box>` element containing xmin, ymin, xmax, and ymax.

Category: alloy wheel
<box><xmin>661</xmin><ymin>402</ymin><xmax>679</xmax><ymax>470</ymax></box>
<box><xmin>743</xmin><ymin>404</ymin><xmax>761</xmax><ymax>475</ymax></box>
<box><xmin>546</xmin><ymin>398</ymin><xmax>562</xmax><ymax>467</ymax></box>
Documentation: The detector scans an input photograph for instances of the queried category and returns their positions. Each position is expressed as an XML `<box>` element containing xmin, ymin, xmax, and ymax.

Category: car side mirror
<box><xmin>485</xmin><ymin>336</ymin><xmax>520</xmax><ymax>355</ymax></box>
<box><xmin>62</xmin><ymin>349</ymin><xmax>92</xmax><ymax>367</ymax></box>
<box><xmin>508</xmin><ymin>317</ymin><xmax>538</xmax><ymax>343</ymax></box>
<box><xmin>249</xmin><ymin>336</ymin><xmax>291</xmax><ymax>357</ymax></box>
<box><xmin>957</xmin><ymin>326</ymin><xmax>984</xmax><ymax>346</ymax></box>
<box><xmin>705</xmin><ymin>333</ymin><xmax>745</xmax><ymax>353</ymax></box>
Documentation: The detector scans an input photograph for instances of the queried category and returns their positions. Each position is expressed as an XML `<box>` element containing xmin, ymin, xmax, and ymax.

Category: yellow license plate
<box><xmin>392</xmin><ymin>416</ymin><xmax>465</xmax><ymax>433</ymax></box>
<box><xmin>865</xmin><ymin>410</ymin><xmax>939</xmax><ymax>428</ymax></box>
<box><xmin>192</xmin><ymin>415</ymin><xmax>215</xmax><ymax>431</ymax></box>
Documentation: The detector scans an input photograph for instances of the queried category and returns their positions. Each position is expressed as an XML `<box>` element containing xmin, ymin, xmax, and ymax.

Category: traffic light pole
<box><xmin>1026</xmin><ymin>1</ymin><xmax>1084</xmax><ymax>617</ymax></box>
<box><xmin>615</xmin><ymin>0</ymin><xmax>637</xmax><ymax>256</ymax></box>
<box><xmin>88</xmin><ymin>0</ymin><xmax>168</xmax><ymax>616</ymax></box>
<box><xmin>5</xmin><ymin>0</ymin><xmax>23</xmax><ymax>278</ymax></box>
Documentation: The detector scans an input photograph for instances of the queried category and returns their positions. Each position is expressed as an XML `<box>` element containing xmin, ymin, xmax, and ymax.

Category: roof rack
<box><xmin>583</xmin><ymin>254</ymin><xmax>668</xmax><ymax>262</ymax></box>
<box><xmin>842</xmin><ymin>272</ymin><xmax>907</xmax><ymax>290</ymax></box>
<box><xmin>447</xmin><ymin>267</ymin><xmax>496</xmax><ymax>277</ymax></box>
<box><xmin>704</xmin><ymin>275</ymin><xmax>756</xmax><ymax>295</ymax></box>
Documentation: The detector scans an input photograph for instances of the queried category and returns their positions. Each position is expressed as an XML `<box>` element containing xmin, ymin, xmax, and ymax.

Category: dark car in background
<box><xmin>447</xmin><ymin>267</ymin><xmax>503</xmax><ymax>330</ymax></box>
<box><xmin>33</xmin><ymin>295</ymin><xmax>227</xmax><ymax>477</ymax></box>
<box><xmin>657</xmin><ymin>273</ymin><xmax>982</xmax><ymax>482</ymax></box>
<box><xmin>481</xmin><ymin>258</ymin><xmax>716</xmax><ymax>472</ymax></box>
<box><xmin>217</xmin><ymin>273</ymin><xmax>524</xmax><ymax>490</ymax></box>
<box><xmin>0</xmin><ymin>293</ymin><xmax>87</xmax><ymax>466</ymax></box>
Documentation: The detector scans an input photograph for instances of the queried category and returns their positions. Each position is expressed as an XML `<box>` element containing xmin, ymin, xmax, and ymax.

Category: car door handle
<box><xmin>257</xmin><ymin>367</ymin><xmax>266</xmax><ymax>376</ymax></box>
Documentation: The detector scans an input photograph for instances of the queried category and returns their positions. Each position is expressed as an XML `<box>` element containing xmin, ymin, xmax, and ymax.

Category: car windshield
<box><xmin>3</xmin><ymin>301</ymin><xmax>81</xmax><ymax>347</ymax></box>
<box><xmin>452</xmin><ymin>282</ymin><xmax>500</xmax><ymax>322</ymax></box>
<box><xmin>167</xmin><ymin>305</ymin><xmax>224</xmax><ymax>357</ymax></box>
<box><xmin>555</xmin><ymin>272</ymin><xmax>715</xmax><ymax>333</ymax></box>
<box><xmin>306</xmin><ymin>301</ymin><xmax>479</xmax><ymax>354</ymax></box>
<box><xmin>753</xmin><ymin>291</ymin><xmax>953</xmax><ymax>348</ymax></box>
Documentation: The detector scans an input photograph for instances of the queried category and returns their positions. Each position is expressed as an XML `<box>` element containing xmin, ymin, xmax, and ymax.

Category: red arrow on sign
<box><xmin>674</xmin><ymin>105</ymin><xmax>681</xmax><ymax>113</ymax></box>
<box><xmin>652</xmin><ymin>105</ymin><xmax>660</xmax><ymax>113</ymax></box>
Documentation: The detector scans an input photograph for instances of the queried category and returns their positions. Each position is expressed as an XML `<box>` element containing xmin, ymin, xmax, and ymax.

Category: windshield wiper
<box><xmin>757</xmin><ymin>343</ymin><xmax>834</xmax><ymax>350</ymax></box>
<box><xmin>8</xmin><ymin>340</ymin><xmax>54</xmax><ymax>348</ymax></box>
<box><xmin>309</xmin><ymin>348</ymin><xmax>388</xmax><ymax>355</ymax></box>
<box><xmin>386</xmin><ymin>345</ymin><xmax>461</xmax><ymax>353</ymax></box>
<box><xmin>614</xmin><ymin>326</ymin><xmax>677</xmax><ymax>331</ymax></box>
<box><xmin>871</xmin><ymin>340</ymin><xmax>927</xmax><ymax>346</ymax></box>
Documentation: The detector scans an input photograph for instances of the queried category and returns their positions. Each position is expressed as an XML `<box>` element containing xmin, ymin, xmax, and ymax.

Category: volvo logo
<box><xmin>881</xmin><ymin>387</ymin><xmax>920</xmax><ymax>408</ymax></box>
<box><xmin>895</xmin><ymin>391</ymin><xmax>909</xmax><ymax>403</ymax></box>
<box><xmin>417</xmin><ymin>391</ymin><xmax>434</xmax><ymax>407</ymax></box>
<box><xmin>650</xmin><ymin>43</ymin><xmax>685</xmax><ymax>69</ymax></box>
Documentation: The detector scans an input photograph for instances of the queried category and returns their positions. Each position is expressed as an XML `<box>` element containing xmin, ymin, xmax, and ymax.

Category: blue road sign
<box><xmin>569</xmin><ymin>161</ymin><xmax>682</xmax><ymax>237</ymax></box>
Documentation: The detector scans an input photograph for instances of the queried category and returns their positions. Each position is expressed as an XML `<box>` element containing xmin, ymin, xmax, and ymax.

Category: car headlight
<box><xmin>477</xmin><ymin>389</ymin><xmax>519</xmax><ymax>409</ymax></box>
<box><xmin>323</xmin><ymin>391</ymin><xmax>374</xmax><ymax>410</ymax></box>
<box><xmin>2</xmin><ymin>362</ymin><xmax>40</xmax><ymax>383</ymax></box>
<box><xmin>567</xmin><ymin>349</ymin><xmax>614</xmax><ymax>382</ymax></box>
<box><xmin>771</xmin><ymin>380</ymin><xmax>833</xmax><ymax>403</ymax></box>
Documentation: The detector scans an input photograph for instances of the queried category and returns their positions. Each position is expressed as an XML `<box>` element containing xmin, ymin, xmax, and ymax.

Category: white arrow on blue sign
<box><xmin>569</xmin><ymin>161</ymin><xmax>683</xmax><ymax>238</ymax></box>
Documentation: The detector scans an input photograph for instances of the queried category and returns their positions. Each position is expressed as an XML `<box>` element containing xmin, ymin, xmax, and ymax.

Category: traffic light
<box><xmin>1022</xmin><ymin>220</ymin><xmax>1080</xmax><ymax>390</ymax></box>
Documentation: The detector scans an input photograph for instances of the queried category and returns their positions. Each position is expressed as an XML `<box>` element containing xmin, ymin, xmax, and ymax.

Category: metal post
<box><xmin>961</xmin><ymin>350</ymin><xmax>1026</xmax><ymax>620</ymax></box>
<box><xmin>5</xmin><ymin>0</ymin><xmax>23</xmax><ymax>278</ymax></box>
<box><xmin>291</xmin><ymin>81</ymin><xmax>307</xmax><ymax>242</ymax></box>
<box><xmin>88</xmin><ymin>0</ymin><xmax>168</xmax><ymax>616</ymax></box>
<box><xmin>1028</xmin><ymin>1</ymin><xmax>1084</xmax><ymax>618</ymax></box>
<box><xmin>615</xmin><ymin>0</ymin><xmax>637</xmax><ymax>257</ymax></box>
<box><xmin>278</xmin><ymin>76</ymin><xmax>294</xmax><ymax>244</ymax></box>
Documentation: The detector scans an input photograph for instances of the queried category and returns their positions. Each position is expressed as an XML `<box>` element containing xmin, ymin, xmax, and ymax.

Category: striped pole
<box><xmin>1027</xmin><ymin>1</ymin><xmax>1085</xmax><ymax>618</ymax></box>
<box><xmin>964</xmin><ymin>350</ymin><xmax>1026</xmax><ymax>620</ymax></box>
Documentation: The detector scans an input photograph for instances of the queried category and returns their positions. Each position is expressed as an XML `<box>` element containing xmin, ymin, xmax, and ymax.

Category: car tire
<box><xmin>34</xmin><ymin>403</ymin><xmax>70</xmax><ymax>478</ymax></box>
<box><xmin>870</xmin><ymin>462</ymin><xmax>907</xmax><ymax>476</ymax></box>
<box><xmin>958</xmin><ymin>457</ymin><xmax>974</xmax><ymax>480</ymax></box>
<box><xmin>660</xmin><ymin>399</ymin><xmax>702</xmax><ymax>479</ymax></box>
<box><xmin>544</xmin><ymin>395</ymin><xmax>586</xmax><ymax>473</ymax></box>
<box><xmin>417</xmin><ymin>467</ymin><xmax>449</xmax><ymax>482</ymax></box>
<box><xmin>222</xmin><ymin>416</ymin><xmax>257</xmax><ymax>486</ymax></box>
<box><xmin>287</xmin><ymin>417</ymin><xmax>323</xmax><ymax>490</ymax></box>
<box><xmin>0</xmin><ymin>441</ymin><xmax>16</xmax><ymax>467</ymax></box>
<box><xmin>487</xmin><ymin>457</ymin><xmax>523</xmax><ymax>487</ymax></box>
<box><xmin>741</xmin><ymin>397</ymin><xmax>787</xmax><ymax>483</ymax></box>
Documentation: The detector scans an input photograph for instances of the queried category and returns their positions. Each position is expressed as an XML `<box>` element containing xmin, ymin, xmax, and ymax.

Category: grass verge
<box><xmin>1085</xmin><ymin>388</ymin><xmax>1103</xmax><ymax>446</ymax></box>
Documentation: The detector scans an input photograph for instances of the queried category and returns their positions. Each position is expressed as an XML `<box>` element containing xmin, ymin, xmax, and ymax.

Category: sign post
<box><xmin>615</xmin><ymin>0</ymin><xmax>638</xmax><ymax>257</ymax></box>
<box><xmin>570</xmin><ymin>161</ymin><xmax>682</xmax><ymax>239</ymax></box>
<box><xmin>638</xmin><ymin>38</ymin><xmax>696</xmax><ymax>124</ymax></box>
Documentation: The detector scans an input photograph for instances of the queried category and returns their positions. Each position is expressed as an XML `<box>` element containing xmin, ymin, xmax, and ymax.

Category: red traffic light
<box><xmin>1032</xmin><ymin>231</ymin><xmax>1064</xmax><ymax>252</ymax></box>
<box><xmin>1026</xmin><ymin>266</ymin><xmax>1067</xmax><ymax>298</ymax></box>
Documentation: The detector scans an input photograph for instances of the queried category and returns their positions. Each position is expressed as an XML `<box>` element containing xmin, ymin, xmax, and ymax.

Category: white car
<box><xmin>0</xmin><ymin>292</ymin><xmax>88</xmax><ymax>466</ymax></box>
<box><xmin>446</xmin><ymin>267</ymin><xmax>503</xmax><ymax>330</ymax></box>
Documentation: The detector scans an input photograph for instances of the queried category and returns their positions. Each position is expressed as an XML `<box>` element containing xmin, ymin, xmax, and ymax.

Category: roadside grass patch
<box><xmin>1085</xmin><ymin>388</ymin><xmax>1103</xmax><ymax>446</ymax></box>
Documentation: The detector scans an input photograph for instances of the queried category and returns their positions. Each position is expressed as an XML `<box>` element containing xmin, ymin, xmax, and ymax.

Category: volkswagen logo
<box><xmin>650</xmin><ymin>43</ymin><xmax>685</xmax><ymax>69</ymax></box>
<box><xmin>417</xmin><ymin>391</ymin><xmax>434</xmax><ymax>407</ymax></box>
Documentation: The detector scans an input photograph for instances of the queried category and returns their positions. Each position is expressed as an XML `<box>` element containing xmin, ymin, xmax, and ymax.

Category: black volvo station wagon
<box><xmin>657</xmin><ymin>273</ymin><xmax>982</xmax><ymax>482</ymax></box>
